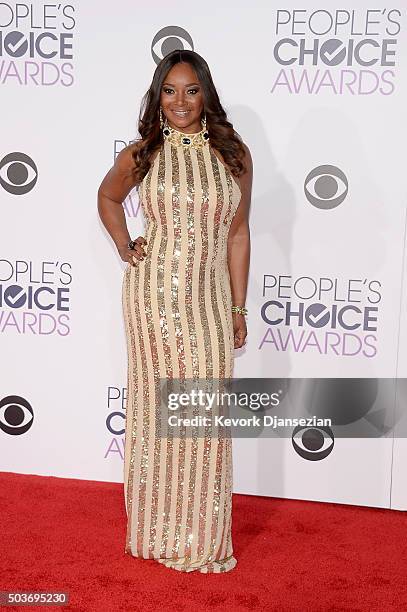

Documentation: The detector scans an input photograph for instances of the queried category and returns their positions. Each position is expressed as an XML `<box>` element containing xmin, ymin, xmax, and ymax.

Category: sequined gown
<box><xmin>122</xmin><ymin>128</ymin><xmax>241</xmax><ymax>573</ymax></box>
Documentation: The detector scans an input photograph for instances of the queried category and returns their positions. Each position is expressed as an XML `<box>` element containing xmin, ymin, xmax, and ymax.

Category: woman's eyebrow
<box><xmin>162</xmin><ymin>82</ymin><xmax>200</xmax><ymax>87</ymax></box>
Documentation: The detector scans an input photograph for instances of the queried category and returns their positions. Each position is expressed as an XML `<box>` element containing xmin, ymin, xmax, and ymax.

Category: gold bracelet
<box><xmin>232</xmin><ymin>305</ymin><xmax>248</xmax><ymax>316</ymax></box>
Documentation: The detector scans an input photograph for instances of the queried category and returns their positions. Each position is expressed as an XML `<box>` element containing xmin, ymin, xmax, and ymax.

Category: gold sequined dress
<box><xmin>122</xmin><ymin>125</ymin><xmax>241</xmax><ymax>573</ymax></box>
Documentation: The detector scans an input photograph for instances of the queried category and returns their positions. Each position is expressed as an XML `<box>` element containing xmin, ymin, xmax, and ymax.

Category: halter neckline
<box><xmin>162</xmin><ymin>123</ymin><xmax>209</xmax><ymax>149</ymax></box>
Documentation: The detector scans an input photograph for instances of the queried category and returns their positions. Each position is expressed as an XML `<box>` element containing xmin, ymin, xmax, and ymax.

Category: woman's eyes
<box><xmin>163</xmin><ymin>88</ymin><xmax>199</xmax><ymax>95</ymax></box>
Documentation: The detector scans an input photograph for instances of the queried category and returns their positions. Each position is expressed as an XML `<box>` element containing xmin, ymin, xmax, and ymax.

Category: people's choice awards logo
<box><xmin>0</xmin><ymin>259</ymin><xmax>72</xmax><ymax>335</ymax></box>
<box><xmin>0</xmin><ymin>2</ymin><xmax>76</xmax><ymax>86</ymax></box>
<box><xmin>259</xmin><ymin>274</ymin><xmax>381</xmax><ymax>358</ymax></box>
<box><xmin>104</xmin><ymin>386</ymin><xmax>126</xmax><ymax>460</ymax></box>
<box><xmin>151</xmin><ymin>26</ymin><xmax>193</xmax><ymax>65</ymax></box>
<box><xmin>271</xmin><ymin>8</ymin><xmax>402</xmax><ymax>95</ymax></box>
<box><xmin>0</xmin><ymin>152</ymin><xmax>37</xmax><ymax>195</ymax></box>
<box><xmin>304</xmin><ymin>165</ymin><xmax>348</xmax><ymax>209</ymax></box>
<box><xmin>0</xmin><ymin>395</ymin><xmax>34</xmax><ymax>435</ymax></box>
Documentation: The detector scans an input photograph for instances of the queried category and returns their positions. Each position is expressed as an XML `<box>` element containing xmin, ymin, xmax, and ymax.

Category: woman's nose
<box><xmin>175</xmin><ymin>91</ymin><xmax>186</xmax><ymax>105</ymax></box>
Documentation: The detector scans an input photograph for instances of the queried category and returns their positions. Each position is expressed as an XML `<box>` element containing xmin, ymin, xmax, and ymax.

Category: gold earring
<box><xmin>159</xmin><ymin>107</ymin><xmax>164</xmax><ymax>128</ymax></box>
<box><xmin>201</xmin><ymin>112</ymin><xmax>209</xmax><ymax>140</ymax></box>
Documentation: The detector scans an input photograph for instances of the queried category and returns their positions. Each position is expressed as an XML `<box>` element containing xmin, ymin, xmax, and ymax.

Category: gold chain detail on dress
<box><xmin>162</xmin><ymin>123</ymin><xmax>209</xmax><ymax>149</ymax></box>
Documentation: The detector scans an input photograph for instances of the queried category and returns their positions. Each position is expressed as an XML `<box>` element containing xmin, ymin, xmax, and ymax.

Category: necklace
<box><xmin>162</xmin><ymin>123</ymin><xmax>209</xmax><ymax>149</ymax></box>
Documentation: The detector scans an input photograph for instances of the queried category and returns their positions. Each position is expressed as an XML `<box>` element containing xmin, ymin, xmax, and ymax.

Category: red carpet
<box><xmin>0</xmin><ymin>471</ymin><xmax>406</xmax><ymax>611</ymax></box>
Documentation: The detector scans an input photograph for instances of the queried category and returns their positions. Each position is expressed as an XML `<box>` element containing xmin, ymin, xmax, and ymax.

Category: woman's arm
<box><xmin>227</xmin><ymin>143</ymin><xmax>253</xmax><ymax>348</ymax></box>
<box><xmin>97</xmin><ymin>144</ymin><xmax>146</xmax><ymax>264</ymax></box>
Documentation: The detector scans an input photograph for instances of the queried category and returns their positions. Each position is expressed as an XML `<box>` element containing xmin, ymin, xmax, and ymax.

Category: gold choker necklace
<box><xmin>162</xmin><ymin>123</ymin><xmax>209</xmax><ymax>148</ymax></box>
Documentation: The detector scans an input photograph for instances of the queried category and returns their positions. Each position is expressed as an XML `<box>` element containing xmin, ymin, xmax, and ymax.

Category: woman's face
<box><xmin>160</xmin><ymin>62</ymin><xmax>204</xmax><ymax>134</ymax></box>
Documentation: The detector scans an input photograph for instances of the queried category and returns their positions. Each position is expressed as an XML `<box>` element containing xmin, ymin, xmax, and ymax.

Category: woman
<box><xmin>98</xmin><ymin>49</ymin><xmax>252</xmax><ymax>573</ymax></box>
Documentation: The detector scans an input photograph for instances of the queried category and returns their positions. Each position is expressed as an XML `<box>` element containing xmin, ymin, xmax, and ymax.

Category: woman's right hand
<box><xmin>118</xmin><ymin>236</ymin><xmax>147</xmax><ymax>266</ymax></box>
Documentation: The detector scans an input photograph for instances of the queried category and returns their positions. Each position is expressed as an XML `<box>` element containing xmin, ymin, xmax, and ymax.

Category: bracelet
<box><xmin>232</xmin><ymin>305</ymin><xmax>248</xmax><ymax>316</ymax></box>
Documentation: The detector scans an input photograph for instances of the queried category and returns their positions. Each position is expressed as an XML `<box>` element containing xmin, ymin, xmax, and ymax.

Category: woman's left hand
<box><xmin>233</xmin><ymin>313</ymin><xmax>247</xmax><ymax>349</ymax></box>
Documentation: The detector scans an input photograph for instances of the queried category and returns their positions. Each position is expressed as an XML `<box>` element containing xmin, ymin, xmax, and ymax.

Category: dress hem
<box><xmin>125</xmin><ymin>548</ymin><xmax>237</xmax><ymax>574</ymax></box>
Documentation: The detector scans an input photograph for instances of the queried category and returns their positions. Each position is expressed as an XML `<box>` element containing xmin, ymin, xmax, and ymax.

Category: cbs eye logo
<box><xmin>151</xmin><ymin>26</ymin><xmax>194</xmax><ymax>65</ymax></box>
<box><xmin>292</xmin><ymin>425</ymin><xmax>334</xmax><ymax>461</ymax></box>
<box><xmin>0</xmin><ymin>395</ymin><xmax>34</xmax><ymax>435</ymax></box>
<box><xmin>304</xmin><ymin>165</ymin><xmax>348</xmax><ymax>209</ymax></box>
<box><xmin>0</xmin><ymin>152</ymin><xmax>38</xmax><ymax>195</ymax></box>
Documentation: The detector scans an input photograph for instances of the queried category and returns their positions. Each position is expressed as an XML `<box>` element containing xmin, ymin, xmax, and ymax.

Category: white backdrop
<box><xmin>1</xmin><ymin>1</ymin><xmax>406</xmax><ymax>510</ymax></box>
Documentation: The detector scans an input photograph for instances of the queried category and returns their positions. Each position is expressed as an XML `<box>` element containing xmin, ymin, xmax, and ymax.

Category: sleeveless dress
<box><xmin>122</xmin><ymin>128</ymin><xmax>242</xmax><ymax>573</ymax></box>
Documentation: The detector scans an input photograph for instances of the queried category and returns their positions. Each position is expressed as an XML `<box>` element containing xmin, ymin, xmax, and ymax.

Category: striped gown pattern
<box><xmin>122</xmin><ymin>135</ymin><xmax>241</xmax><ymax>573</ymax></box>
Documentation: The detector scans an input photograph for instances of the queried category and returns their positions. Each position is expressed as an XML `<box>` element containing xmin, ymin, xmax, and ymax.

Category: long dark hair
<box><xmin>131</xmin><ymin>49</ymin><xmax>246</xmax><ymax>184</ymax></box>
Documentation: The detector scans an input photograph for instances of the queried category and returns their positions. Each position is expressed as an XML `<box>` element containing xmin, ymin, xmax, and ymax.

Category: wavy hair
<box><xmin>131</xmin><ymin>49</ymin><xmax>246</xmax><ymax>184</ymax></box>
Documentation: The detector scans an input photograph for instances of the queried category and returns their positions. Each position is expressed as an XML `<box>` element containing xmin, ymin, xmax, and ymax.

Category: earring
<box><xmin>160</xmin><ymin>107</ymin><xmax>169</xmax><ymax>134</ymax></box>
<box><xmin>201</xmin><ymin>112</ymin><xmax>209</xmax><ymax>140</ymax></box>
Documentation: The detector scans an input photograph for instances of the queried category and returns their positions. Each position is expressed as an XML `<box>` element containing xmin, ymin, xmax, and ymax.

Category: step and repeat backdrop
<box><xmin>1</xmin><ymin>1</ymin><xmax>406</xmax><ymax>510</ymax></box>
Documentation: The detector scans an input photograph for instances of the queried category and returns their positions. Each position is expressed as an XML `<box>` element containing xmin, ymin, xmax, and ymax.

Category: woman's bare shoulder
<box><xmin>240</xmin><ymin>140</ymin><xmax>253</xmax><ymax>172</ymax></box>
<box><xmin>114</xmin><ymin>141</ymin><xmax>142</xmax><ymax>175</ymax></box>
<box><xmin>115</xmin><ymin>140</ymin><xmax>162</xmax><ymax>174</ymax></box>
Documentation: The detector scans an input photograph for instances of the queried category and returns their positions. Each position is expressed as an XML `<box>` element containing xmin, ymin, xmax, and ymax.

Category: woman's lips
<box><xmin>172</xmin><ymin>110</ymin><xmax>190</xmax><ymax>117</ymax></box>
